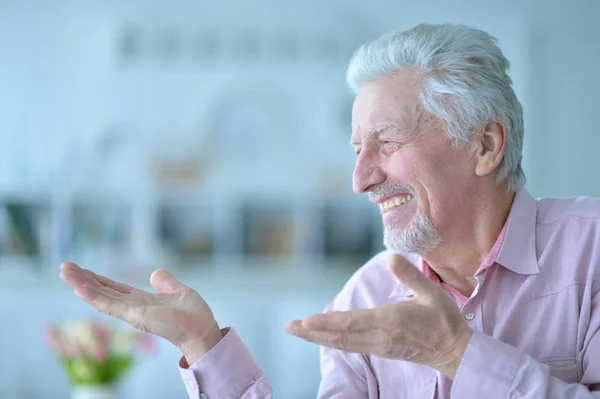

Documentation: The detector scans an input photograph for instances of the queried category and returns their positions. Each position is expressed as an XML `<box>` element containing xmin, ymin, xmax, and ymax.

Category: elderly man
<box><xmin>60</xmin><ymin>23</ymin><xmax>600</xmax><ymax>398</ymax></box>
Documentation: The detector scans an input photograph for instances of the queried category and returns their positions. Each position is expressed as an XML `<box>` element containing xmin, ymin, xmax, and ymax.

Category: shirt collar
<box><xmin>388</xmin><ymin>186</ymin><xmax>540</xmax><ymax>299</ymax></box>
<box><xmin>495</xmin><ymin>186</ymin><xmax>540</xmax><ymax>275</ymax></box>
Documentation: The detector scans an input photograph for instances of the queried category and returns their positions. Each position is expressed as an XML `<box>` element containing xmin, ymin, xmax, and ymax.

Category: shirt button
<box><xmin>465</xmin><ymin>312</ymin><xmax>475</xmax><ymax>321</ymax></box>
<box><xmin>186</xmin><ymin>381</ymin><xmax>197</xmax><ymax>391</ymax></box>
<box><xmin>200</xmin><ymin>394</ymin><xmax>209</xmax><ymax>399</ymax></box>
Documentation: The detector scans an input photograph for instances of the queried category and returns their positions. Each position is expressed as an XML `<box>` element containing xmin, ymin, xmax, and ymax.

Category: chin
<box><xmin>383</xmin><ymin>214</ymin><xmax>442</xmax><ymax>255</ymax></box>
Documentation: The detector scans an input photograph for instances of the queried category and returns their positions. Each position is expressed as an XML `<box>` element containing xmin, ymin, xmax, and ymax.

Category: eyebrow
<box><xmin>349</xmin><ymin>124</ymin><xmax>397</xmax><ymax>145</ymax></box>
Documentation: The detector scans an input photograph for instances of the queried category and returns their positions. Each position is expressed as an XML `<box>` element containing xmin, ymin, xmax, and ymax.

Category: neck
<box><xmin>422</xmin><ymin>185</ymin><xmax>516</xmax><ymax>297</ymax></box>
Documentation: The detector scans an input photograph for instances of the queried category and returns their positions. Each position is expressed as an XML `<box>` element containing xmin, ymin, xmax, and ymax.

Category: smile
<box><xmin>379</xmin><ymin>195</ymin><xmax>414</xmax><ymax>213</ymax></box>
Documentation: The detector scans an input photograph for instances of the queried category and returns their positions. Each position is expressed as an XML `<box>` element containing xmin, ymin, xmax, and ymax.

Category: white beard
<box><xmin>369</xmin><ymin>183</ymin><xmax>442</xmax><ymax>255</ymax></box>
<box><xmin>383</xmin><ymin>212</ymin><xmax>442</xmax><ymax>255</ymax></box>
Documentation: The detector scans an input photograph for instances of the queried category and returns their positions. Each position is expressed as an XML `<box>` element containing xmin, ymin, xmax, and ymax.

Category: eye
<box><xmin>380</xmin><ymin>140</ymin><xmax>399</xmax><ymax>149</ymax></box>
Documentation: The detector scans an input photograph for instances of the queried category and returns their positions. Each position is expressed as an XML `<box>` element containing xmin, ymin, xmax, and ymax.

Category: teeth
<box><xmin>379</xmin><ymin>194</ymin><xmax>414</xmax><ymax>213</ymax></box>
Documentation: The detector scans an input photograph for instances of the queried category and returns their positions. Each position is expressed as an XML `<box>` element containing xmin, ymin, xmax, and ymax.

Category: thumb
<box><xmin>150</xmin><ymin>269</ymin><xmax>187</xmax><ymax>293</ymax></box>
<box><xmin>389</xmin><ymin>254</ymin><xmax>440</xmax><ymax>303</ymax></box>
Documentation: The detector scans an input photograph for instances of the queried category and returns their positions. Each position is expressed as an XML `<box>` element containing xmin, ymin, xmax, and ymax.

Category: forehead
<box><xmin>351</xmin><ymin>72</ymin><xmax>423</xmax><ymax>139</ymax></box>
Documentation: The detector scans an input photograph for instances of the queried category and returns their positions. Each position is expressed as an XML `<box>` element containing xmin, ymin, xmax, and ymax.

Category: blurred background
<box><xmin>0</xmin><ymin>0</ymin><xmax>599</xmax><ymax>397</ymax></box>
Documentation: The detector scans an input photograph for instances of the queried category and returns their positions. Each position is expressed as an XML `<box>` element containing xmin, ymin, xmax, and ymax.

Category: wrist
<box><xmin>437</xmin><ymin>328</ymin><xmax>473</xmax><ymax>380</ymax></box>
<box><xmin>179</xmin><ymin>323</ymin><xmax>223</xmax><ymax>366</ymax></box>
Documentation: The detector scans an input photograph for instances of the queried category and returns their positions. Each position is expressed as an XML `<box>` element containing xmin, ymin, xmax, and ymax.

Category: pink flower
<box><xmin>62</xmin><ymin>320</ymin><xmax>106</xmax><ymax>361</ymax></box>
<box><xmin>63</xmin><ymin>340</ymin><xmax>82</xmax><ymax>358</ymax></box>
<box><xmin>89</xmin><ymin>321</ymin><xmax>111</xmax><ymax>362</ymax></box>
<box><xmin>45</xmin><ymin>325</ymin><xmax>67</xmax><ymax>357</ymax></box>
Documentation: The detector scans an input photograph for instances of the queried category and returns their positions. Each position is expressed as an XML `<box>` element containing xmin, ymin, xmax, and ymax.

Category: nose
<box><xmin>352</xmin><ymin>150</ymin><xmax>386</xmax><ymax>194</ymax></box>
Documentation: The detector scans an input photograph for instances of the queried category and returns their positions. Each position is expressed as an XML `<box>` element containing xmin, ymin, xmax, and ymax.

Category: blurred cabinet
<box><xmin>0</xmin><ymin>190</ymin><xmax>384</xmax><ymax>280</ymax></box>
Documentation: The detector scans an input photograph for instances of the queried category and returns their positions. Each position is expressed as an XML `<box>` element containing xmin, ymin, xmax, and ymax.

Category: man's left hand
<box><xmin>285</xmin><ymin>254</ymin><xmax>473</xmax><ymax>380</ymax></box>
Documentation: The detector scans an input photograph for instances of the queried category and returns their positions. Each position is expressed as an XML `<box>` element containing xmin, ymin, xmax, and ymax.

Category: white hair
<box><xmin>347</xmin><ymin>23</ymin><xmax>526</xmax><ymax>192</ymax></box>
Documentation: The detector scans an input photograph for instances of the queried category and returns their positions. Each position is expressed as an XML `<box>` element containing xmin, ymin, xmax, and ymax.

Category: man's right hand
<box><xmin>59</xmin><ymin>262</ymin><xmax>222</xmax><ymax>365</ymax></box>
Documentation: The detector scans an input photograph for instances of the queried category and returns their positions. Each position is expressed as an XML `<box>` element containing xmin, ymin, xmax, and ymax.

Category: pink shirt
<box><xmin>421</xmin><ymin>219</ymin><xmax>508</xmax><ymax>310</ymax></box>
<box><xmin>179</xmin><ymin>188</ymin><xmax>600</xmax><ymax>398</ymax></box>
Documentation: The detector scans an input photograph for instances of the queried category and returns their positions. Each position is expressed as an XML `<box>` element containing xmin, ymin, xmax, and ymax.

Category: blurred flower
<box><xmin>44</xmin><ymin>319</ymin><xmax>155</xmax><ymax>387</ymax></box>
<box><xmin>44</xmin><ymin>324</ymin><xmax>66</xmax><ymax>357</ymax></box>
<box><xmin>64</xmin><ymin>320</ymin><xmax>105</xmax><ymax>361</ymax></box>
<box><xmin>111</xmin><ymin>329</ymin><xmax>137</xmax><ymax>356</ymax></box>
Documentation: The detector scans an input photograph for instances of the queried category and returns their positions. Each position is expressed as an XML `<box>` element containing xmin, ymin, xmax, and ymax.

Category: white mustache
<box><xmin>368</xmin><ymin>183</ymin><xmax>416</xmax><ymax>202</ymax></box>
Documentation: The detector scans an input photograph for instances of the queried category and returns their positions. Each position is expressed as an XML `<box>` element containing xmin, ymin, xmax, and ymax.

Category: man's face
<box><xmin>350</xmin><ymin>72</ymin><xmax>478</xmax><ymax>254</ymax></box>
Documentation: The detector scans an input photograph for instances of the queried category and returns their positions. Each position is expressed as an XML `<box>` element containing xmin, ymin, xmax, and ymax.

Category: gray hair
<box><xmin>347</xmin><ymin>23</ymin><xmax>526</xmax><ymax>192</ymax></box>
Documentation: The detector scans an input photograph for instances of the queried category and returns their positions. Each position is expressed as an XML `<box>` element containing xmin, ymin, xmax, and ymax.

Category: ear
<box><xmin>474</xmin><ymin>121</ymin><xmax>507</xmax><ymax>177</ymax></box>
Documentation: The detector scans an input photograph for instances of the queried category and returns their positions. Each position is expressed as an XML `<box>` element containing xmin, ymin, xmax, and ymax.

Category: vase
<box><xmin>70</xmin><ymin>385</ymin><xmax>116</xmax><ymax>399</ymax></box>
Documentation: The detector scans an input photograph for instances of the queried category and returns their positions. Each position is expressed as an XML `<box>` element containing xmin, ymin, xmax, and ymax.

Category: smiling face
<box><xmin>351</xmin><ymin>71</ymin><xmax>481</xmax><ymax>254</ymax></box>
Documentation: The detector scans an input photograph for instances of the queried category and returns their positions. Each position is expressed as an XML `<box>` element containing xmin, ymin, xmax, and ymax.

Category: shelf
<box><xmin>0</xmin><ymin>191</ymin><xmax>383</xmax><ymax>280</ymax></box>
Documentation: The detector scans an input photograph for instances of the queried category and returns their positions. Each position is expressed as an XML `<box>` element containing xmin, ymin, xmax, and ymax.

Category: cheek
<box><xmin>393</xmin><ymin>152</ymin><xmax>449</xmax><ymax>188</ymax></box>
<box><xmin>384</xmin><ymin>153</ymin><xmax>438</xmax><ymax>213</ymax></box>
<box><xmin>426</xmin><ymin>162</ymin><xmax>477</xmax><ymax>222</ymax></box>
<box><xmin>422</xmin><ymin>145</ymin><xmax>475</xmax><ymax>186</ymax></box>
<box><xmin>409</xmin><ymin>152</ymin><xmax>474</xmax><ymax>217</ymax></box>
<box><xmin>385</xmin><ymin>151</ymin><xmax>423</xmax><ymax>180</ymax></box>
<box><xmin>385</xmin><ymin>148</ymin><xmax>473</xmax><ymax>202</ymax></box>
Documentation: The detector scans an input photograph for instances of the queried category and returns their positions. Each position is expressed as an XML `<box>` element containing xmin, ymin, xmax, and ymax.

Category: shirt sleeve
<box><xmin>451</xmin><ymin>328</ymin><xmax>600</xmax><ymax>398</ymax></box>
<box><xmin>316</xmin><ymin>303</ymin><xmax>380</xmax><ymax>398</ymax></box>
<box><xmin>178</xmin><ymin>327</ymin><xmax>272</xmax><ymax>399</ymax></box>
<box><xmin>316</xmin><ymin>345</ymin><xmax>380</xmax><ymax>398</ymax></box>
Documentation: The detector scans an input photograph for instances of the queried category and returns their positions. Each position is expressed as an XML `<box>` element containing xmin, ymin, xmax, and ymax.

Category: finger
<box><xmin>60</xmin><ymin>262</ymin><xmax>81</xmax><ymax>272</ymax></box>
<box><xmin>59</xmin><ymin>264</ymin><xmax>97</xmax><ymax>288</ymax></box>
<box><xmin>301</xmin><ymin>309</ymin><xmax>382</xmax><ymax>332</ymax></box>
<box><xmin>76</xmin><ymin>278</ymin><xmax>124</xmax><ymax>301</ymax></box>
<box><xmin>87</xmin><ymin>270</ymin><xmax>134</xmax><ymax>294</ymax></box>
<box><xmin>75</xmin><ymin>270</ymin><xmax>124</xmax><ymax>298</ymax></box>
<box><xmin>150</xmin><ymin>269</ymin><xmax>186</xmax><ymax>294</ymax></box>
<box><xmin>60</xmin><ymin>268</ymin><xmax>119</xmax><ymax>298</ymax></box>
<box><xmin>287</xmin><ymin>322</ymin><xmax>377</xmax><ymax>353</ymax></box>
<box><xmin>59</xmin><ymin>262</ymin><xmax>87</xmax><ymax>285</ymax></box>
<box><xmin>60</xmin><ymin>268</ymin><xmax>85</xmax><ymax>287</ymax></box>
<box><xmin>61</xmin><ymin>267</ymin><xmax>142</xmax><ymax>305</ymax></box>
<box><xmin>389</xmin><ymin>254</ymin><xmax>442</xmax><ymax>304</ymax></box>
<box><xmin>60</xmin><ymin>262</ymin><xmax>134</xmax><ymax>295</ymax></box>
<box><xmin>74</xmin><ymin>286</ymin><xmax>133</xmax><ymax>322</ymax></box>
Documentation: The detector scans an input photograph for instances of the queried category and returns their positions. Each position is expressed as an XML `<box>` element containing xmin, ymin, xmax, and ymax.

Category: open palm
<box><xmin>59</xmin><ymin>262</ymin><xmax>222</xmax><ymax>362</ymax></box>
